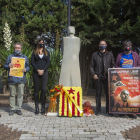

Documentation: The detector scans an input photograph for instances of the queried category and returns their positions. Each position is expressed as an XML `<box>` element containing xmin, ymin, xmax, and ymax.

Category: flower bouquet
<box><xmin>48</xmin><ymin>85</ymin><xmax>63</xmax><ymax>112</ymax></box>
<box><xmin>83</xmin><ymin>101</ymin><xmax>94</xmax><ymax>116</ymax></box>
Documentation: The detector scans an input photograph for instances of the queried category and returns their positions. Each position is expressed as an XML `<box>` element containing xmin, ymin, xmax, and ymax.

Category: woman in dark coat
<box><xmin>31</xmin><ymin>38</ymin><xmax>50</xmax><ymax>115</ymax></box>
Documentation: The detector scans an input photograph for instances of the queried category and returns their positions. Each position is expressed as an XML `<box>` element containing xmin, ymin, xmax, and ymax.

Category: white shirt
<box><xmin>39</xmin><ymin>54</ymin><xmax>43</xmax><ymax>59</ymax></box>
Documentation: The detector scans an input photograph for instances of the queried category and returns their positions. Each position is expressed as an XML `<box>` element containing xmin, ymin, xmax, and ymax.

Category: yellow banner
<box><xmin>9</xmin><ymin>57</ymin><xmax>25</xmax><ymax>77</ymax></box>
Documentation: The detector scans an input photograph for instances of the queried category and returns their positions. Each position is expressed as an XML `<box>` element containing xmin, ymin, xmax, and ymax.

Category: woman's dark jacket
<box><xmin>31</xmin><ymin>50</ymin><xmax>50</xmax><ymax>72</ymax></box>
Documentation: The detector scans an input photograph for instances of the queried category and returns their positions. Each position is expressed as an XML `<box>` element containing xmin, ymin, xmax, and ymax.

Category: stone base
<box><xmin>47</xmin><ymin>112</ymin><xmax>58</xmax><ymax>117</ymax></box>
<box><xmin>83</xmin><ymin>114</ymin><xmax>95</xmax><ymax>117</ymax></box>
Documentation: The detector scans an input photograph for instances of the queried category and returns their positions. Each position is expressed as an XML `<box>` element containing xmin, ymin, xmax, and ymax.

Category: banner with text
<box><xmin>108</xmin><ymin>68</ymin><xmax>140</xmax><ymax>114</ymax></box>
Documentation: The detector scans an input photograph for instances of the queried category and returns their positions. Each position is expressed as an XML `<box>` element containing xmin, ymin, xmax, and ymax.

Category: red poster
<box><xmin>108</xmin><ymin>68</ymin><xmax>140</xmax><ymax>114</ymax></box>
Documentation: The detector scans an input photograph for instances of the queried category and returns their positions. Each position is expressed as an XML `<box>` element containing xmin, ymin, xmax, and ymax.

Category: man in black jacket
<box><xmin>90</xmin><ymin>40</ymin><xmax>115</xmax><ymax>115</ymax></box>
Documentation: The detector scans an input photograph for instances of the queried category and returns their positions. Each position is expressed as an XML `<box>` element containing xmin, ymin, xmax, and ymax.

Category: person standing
<box><xmin>90</xmin><ymin>40</ymin><xmax>115</xmax><ymax>115</ymax></box>
<box><xmin>31</xmin><ymin>38</ymin><xmax>50</xmax><ymax>115</ymax></box>
<box><xmin>116</xmin><ymin>40</ymin><xmax>140</xmax><ymax>119</ymax></box>
<box><xmin>4</xmin><ymin>42</ymin><xmax>30</xmax><ymax>115</ymax></box>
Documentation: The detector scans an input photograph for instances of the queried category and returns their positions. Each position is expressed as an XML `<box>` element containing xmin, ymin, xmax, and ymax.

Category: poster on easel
<box><xmin>108</xmin><ymin>68</ymin><xmax>140</xmax><ymax>114</ymax></box>
<box><xmin>9</xmin><ymin>57</ymin><xmax>25</xmax><ymax>78</ymax></box>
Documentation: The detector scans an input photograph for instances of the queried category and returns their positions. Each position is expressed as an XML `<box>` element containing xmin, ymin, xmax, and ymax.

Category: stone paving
<box><xmin>0</xmin><ymin>96</ymin><xmax>140</xmax><ymax>140</ymax></box>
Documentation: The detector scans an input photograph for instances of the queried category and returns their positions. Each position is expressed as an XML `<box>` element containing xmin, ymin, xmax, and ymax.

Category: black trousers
<box><xmin>33</xmin><ymin>70</ymin><xmax>48</xmax><ymax>105</ymax></box>
<box><xmin>95</xmin><ymin>77</ymin><xmax>109</xmax><ymax>113</ymax></box>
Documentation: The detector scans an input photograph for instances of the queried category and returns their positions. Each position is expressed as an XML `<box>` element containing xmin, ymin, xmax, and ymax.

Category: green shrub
<box><xmin>47</xmin><ymin>49</ymin><xmax>62</xmax><ymax>96</ymax></box>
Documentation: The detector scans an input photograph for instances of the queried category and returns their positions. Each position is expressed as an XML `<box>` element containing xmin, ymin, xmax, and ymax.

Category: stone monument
<box><xmin>59</xmin><ymin>26</ymin><xmax>81</xmax><ymax>86</ymax></box>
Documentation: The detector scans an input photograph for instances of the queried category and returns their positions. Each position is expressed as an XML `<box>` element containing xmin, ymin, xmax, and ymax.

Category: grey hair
<box><xmin>123</xmin><ymin>40</ymin><xmax>132</xmax><ymax>47</ymax></box>
<box><xmin>14</xmin><ymin>42</ymin><xmax>22</xmax><ymax>49</ymax></box>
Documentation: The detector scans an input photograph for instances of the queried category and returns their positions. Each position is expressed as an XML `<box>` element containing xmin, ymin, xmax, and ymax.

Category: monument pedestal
<box><xmin>47</xmin><ymin>112</ymin><xmax>58</xmax><ymax>117</ymax></box>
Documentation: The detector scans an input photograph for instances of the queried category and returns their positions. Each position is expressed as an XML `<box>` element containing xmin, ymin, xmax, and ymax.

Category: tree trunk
<box><xmin>80</xmin><ymin>46</ymin><xmax>90</xmax><ymax>95</ymax></box>
<box><xmin>80</xmin><ymin>45</ymin><xmax>96</xmax><ymax>95</ymax></box>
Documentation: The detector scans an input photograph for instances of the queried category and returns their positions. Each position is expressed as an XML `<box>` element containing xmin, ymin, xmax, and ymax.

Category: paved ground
<box><xmin>0</xmin><ymin>95</ymin><xmax>140</xmax><ymax>140</ymax></box>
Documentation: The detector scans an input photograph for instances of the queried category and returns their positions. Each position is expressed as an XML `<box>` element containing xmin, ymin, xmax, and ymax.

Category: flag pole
<box><xmin>68</xmin><ymin>0</ymin><xmax>71</xmax><ymax>27</ymax></box>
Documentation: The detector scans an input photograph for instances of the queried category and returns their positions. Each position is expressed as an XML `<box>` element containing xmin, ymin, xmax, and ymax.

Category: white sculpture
<box><xmin>59</xmin><ymin>26</ymin><xmax>81</xmax><ymax>86</ymax></box>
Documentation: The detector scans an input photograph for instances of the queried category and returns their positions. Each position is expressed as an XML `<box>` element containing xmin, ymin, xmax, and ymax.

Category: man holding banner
<box><xmin>4</xmin><ymin>43</ymin><xmax>30</xmax><ymax>116</ymax></box>
<box><xmin>115</xmin><ymin>40</ymin><xmax>140</xmax><ymax>119</ymax></box>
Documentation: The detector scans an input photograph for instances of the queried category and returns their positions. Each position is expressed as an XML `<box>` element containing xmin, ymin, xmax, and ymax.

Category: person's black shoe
<box><xmin>127</xmin><ymin>114</ymin><xmax>137</xmax><ymax>119</ymax></box>
<box><xmin>35</xmin><ymin>107</ymin><xmax>39</xmax><ymax>115</ymax></box>
<box><xmin>34</xmin><ymin>95</ymin><xmax>39</xmax><ymax>115</ymax></box>
<box><xmin>41</xmin><ymin>106</ymin><xmax>45</xmax><ymax>115</ymax></box>
<box><xmin>9</xmin><ymin>110</ymin><xmax>15</xmax><ymax>116</ymax></box>
<box><xmin>95</xmin><ymin>111</ymin><xmax>100</xmax><ymax>115</ymax></box>
<box><xmin>17</xmin><ymin>110</ymin><xmax>23</xmax><ymax>115</ymax></box>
